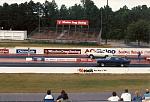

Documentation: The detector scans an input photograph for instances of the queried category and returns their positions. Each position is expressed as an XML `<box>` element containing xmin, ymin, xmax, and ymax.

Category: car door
<box><xmin>111</xmin><ymin>57</ymin><xmax>120</xmax><ymax>66</ymax></box>
<box><xmin>107</xmin><ymin>57</ymin><xmax>116</xmax><ymax>66</ymax></box>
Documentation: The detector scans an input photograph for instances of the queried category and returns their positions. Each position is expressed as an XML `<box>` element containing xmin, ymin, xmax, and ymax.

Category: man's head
<box><xmin>61</xmin><ymin>90</ymin><xmax>66</xmax><ymax>94</ymax></box>
<box><xmin>146</xmin><ymin>89</ymin><xmax>149</xmax><ymax>94</ymax></box>
<box><xmin>112</xmin><ymin>91</ymin><xmax>117</xmax><ymax>96</ymax></box>
<box><xmin>47</xmin><ymin>90</ymin><xmax>51</xmax><ymax>95</ymax></box>
<box><xmin>125</xmin><ymin>89</ymin><xmax>128</xmax><ymax>93</ymax></box>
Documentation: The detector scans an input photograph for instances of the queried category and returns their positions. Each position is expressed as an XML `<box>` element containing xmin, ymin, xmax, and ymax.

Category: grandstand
<box><xmin>29</xmin><ymin>27</ymin><xmax>100</xmax><ymax>44</ymax></box>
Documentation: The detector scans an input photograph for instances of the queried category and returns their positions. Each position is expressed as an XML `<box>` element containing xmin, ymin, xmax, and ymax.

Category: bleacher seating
<box><xmin>29</xmin><ymin>27</ymin><xmax>99</xmax><ymax>43</ymax></box>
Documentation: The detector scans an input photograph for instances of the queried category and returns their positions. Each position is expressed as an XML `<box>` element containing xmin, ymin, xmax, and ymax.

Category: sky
<box><xmin>0</xmin><ymin>0</ymin><xmax>150</xmax><ymax>11</ymax></box>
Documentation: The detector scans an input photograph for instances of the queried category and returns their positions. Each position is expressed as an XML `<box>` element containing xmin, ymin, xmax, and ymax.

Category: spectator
<box><xmin>138</xmin><ymin>51</ymin><xmax>141</xmax><ymax>62</ymax></box>
<box><xmin>57</xmin><ymin>93</ymin><xmax>71</xmax><ymax>102</ymax></box>
<box><xmin>120</xmin><ymin>89</ymin><xmax>132</xmax><ymax>101</ymax></box>
<box><xmin>62</xmin><ymin>93</ymin><xmax>72</xmax><ymax>102</ymax></box>
<box><xmin>56</xmin><ymin>90</ymin><xmax>66</xmax><ymax>101</ymax></box>
<box><xmin>132</xmin><ymin>90</ymin><xmax>142</xmax><ymax>102</ymax></box>
<box><xmin>124</xmin><ymin>53</ymin><xmax>128</xmax><ymax>59</ymax></box>
<box><xmin>143</xmin><ymin>89</ymin><xmax>150</xmax><ymax>100</ymax></box>
<box><xmin>44</xmin><ymin>90</ymin><xmax>54</xmax><ymax>102</ymax></box>
<box><xmin>107</xmin><ymin>91</ymin><xmax>120</xmax><ymax>101</ymax></box>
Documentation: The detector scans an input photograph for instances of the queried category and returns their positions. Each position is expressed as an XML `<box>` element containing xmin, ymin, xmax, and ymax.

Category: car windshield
<box><xmin>105</xmin><ymin>57</ymin><xmax>111</xmax><ymax>60</ymax></box>
<box><xmin>96</xmin><ymin>50</ymin><xmax>103</xmax><ymax>53</ymax></box>
<box><xmin>114</xmin><ymin>57</ymin><xmax>119</xmax><ymax>60</ymax></box>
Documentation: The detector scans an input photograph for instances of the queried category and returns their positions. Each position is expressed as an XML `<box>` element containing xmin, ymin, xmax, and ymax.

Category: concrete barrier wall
<box><xmin>0</xmin><ymin>67</ymin><xmax>150</xmax><ymax>73</ymax></box>
<box><xmin>0</xmin><ymin>47</ymin><xmax>150</xmax><ymax>56</ymax></box>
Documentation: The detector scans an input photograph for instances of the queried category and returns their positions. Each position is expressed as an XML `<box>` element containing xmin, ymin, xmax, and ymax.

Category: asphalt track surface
<box><xmin>0</xmin><ymin>55</ymin><xmax>150</xmax><ymax>67</ymax></box>
<box><xmin>0</xmin><ymin>91</ymin><xmax>147</xmax><ymax>102</ymax></box>
<box><xmin>0</xmin><ymin>62</ymin><xmax>150</xmax><ymax>67</ymax></box>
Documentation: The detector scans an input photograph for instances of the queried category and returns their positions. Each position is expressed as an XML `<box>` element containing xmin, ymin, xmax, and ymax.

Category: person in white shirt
<box><xmin>108</xmin><ymin>91</ymin><xmax>120</xmax><ymax>101</ymax></box>
<box><xmin>44</xmin><ymin>90</ymin><xmax>54</xmax><ymax>100</ymax></box>
<box><xmin>120</xmin><ymin>89</ymin><xmax>131</xmax><ymax>101</ymax></box>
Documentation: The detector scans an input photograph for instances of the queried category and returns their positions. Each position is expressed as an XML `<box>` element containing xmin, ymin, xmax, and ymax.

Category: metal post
<box><xmin>38</xmin><ymin>6</ymin><xmax>40</xmax><ymax>33</ymax></box>
<box><xmin>68</xmin><ymin>24</ymin><xmax>70</xmax><ymax>39</ymax></box>
<box><xmin>39</xmin><ymin>15</ymin><xmax>40</xmax><ymax>33</ymax></box>
<box><xmin>107</xmin><ymin>0</ymin><xmax>108</xmax><ymax>7</ymax></box>
<box><xmin>101</xmin><ymin>9</ymin><xmax>103</xmax><ymax>33</ymax></box>
<box><xmin>105</xmin><ymin>0</ymin><xmax>108</xmax><ymax>44</ymax></box>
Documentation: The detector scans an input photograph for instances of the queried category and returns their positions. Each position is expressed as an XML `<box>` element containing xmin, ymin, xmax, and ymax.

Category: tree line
<box><xmin>0</xmin><ymin>0</ymin><xmax>150</xmax><ymax>43</ymax></box>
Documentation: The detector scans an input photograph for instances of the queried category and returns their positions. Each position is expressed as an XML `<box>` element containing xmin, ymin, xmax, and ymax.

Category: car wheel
<box><xmin>100</xmin><ymin>63</ymin><xmax>105</xmax><ymax>67</ymax></box>
<box><xmin>120</xmin><ymin>64</ymin><xmax>124</xmax><ymax>67</ymax></box>
<box><xmin>105</xmin><ymin>55</ymin><xmax>108</xmax><ymax>58</ymax></box>
<box><xmin>89</xmin><ymin>55</ymin><xmax>94</xmax><ymax>59</ymax></box>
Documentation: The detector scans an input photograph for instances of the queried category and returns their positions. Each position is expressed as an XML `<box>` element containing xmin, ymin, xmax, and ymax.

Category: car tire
<box><xmin>120</xmin><ymin>63</ymin><xmax>124</xmax><ymax>67</ymax></box>
<box><xmin>89</xmin><ymin>55</ymin><xmax>94</xmax><ymax>59</ymax></box>
<box><xmin>105</xmin><ymin>55</ymin><xmax>108</xmax><ymax>58</ymax></box>
<box><xmin>100</xmin><ymin>63</ymin><xmax>105</xmax><ymax>67</ymax></box>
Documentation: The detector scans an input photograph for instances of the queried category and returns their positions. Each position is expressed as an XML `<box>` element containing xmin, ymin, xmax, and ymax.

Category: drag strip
<box><xmin>0</xmin><ymin>62</ymin><xmax>150</xmax><ymax>67</ymax></box>
<box><xmin>0</xmin><ymin>55</ymin><xmax>149</xmax><ymax>67</ymax></box>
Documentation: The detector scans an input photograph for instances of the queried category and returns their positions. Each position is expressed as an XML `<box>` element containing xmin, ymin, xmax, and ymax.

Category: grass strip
<box><xmin>0</xmin><ymin>74</ymin><xmax>149</xmax><ymax>93</ymax></box>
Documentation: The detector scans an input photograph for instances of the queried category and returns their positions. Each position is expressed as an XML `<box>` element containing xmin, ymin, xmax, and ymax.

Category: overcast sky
<box><xmin>0</xmin><ymin>0</ymin><xmax>149</xmax><ymax>11</ymax></box>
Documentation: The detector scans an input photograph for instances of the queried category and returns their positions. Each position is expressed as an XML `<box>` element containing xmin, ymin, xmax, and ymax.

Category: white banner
<box><xmin>81</xmin><ymin>48</ymin><xmax>150</xmax><ymax>56</ymax></box>
<box><xmin>1</xmin><ymin>47</ymin><xmax>150</xmax><ymax>56</ymax></box>
<box><xmin>0</xmin><ymin>67</ymin><xmax>150</xmax><ymax>73</ymax></box>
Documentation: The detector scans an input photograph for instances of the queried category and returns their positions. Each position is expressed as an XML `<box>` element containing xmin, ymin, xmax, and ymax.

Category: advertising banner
<box><xmin>57</xmin><ymin>20</ymin><xmax>89</xmax><ymax>26</ymax></box>
<box><xmin>45</xmin><ymin>58</ymin><xmax>77</xmax><ymax>62</ymax></box>
<box><xmin>82</xmin><ymin>48</ymin><xmax>150</xmax><ymax>56</ymax></box>
<box><xmin>16</xmin><ymin>49</ymin><xmax>36</xmax><ymax>54</ymax></box>
<box><xmin>77</xmin><ymin>67</ymin><xmax>150</xmax><ymax>74</ymax></box>
<box><xmin>0</xmin><ymin>49</ymin><xmax>9</xmax><ymax>54</ymax></box>
<box><xmin>82</xmin><ymin>48</ymin><xmax>117</xmax><ymax>55</ymax></box>
<box><xmin>44</xmin><ymin>49</ymin><xmax>81</xmax><ymax>54</ymax></box>
<box><xmin>116</xmin><ymin>48</ymin><xmax>150</xmax><ymax>56</ymax></box>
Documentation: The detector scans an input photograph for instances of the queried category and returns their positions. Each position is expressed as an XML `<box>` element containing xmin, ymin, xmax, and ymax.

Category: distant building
<box><xmin>0</xmin><ymin>30</ymin><xmax>27</xmax><ymax>40</ymax></box>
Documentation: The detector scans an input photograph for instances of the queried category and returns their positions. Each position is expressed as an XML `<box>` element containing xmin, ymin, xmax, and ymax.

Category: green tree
<box><xmin>101</xmin><ymin>5</ymin><xmax>113</xmax><ymax>40</ymax></box>
<box><xmin>43</xmin><ymin>0</ymin><xmax>58</xmax><ymax>27</ymax></box>
<box><xmin>69</xmin><ymin>4</ymin><xmax>83</xmax><ymax>19</ymax></box>
<box><xmin>83</xmin><ymin>0</ymin><xmax>100</xmax><ymax>23</ymax></box>
<box><xmin>126</xmin><ymin>19</ymin><xmax>150</xmax><ymax>46</ymax></box>
<box><xmin>111</xmin><ymin>5</ymin><xmax>130</xmax><ymax>40</ymax></box>
<box><xmin>59</xmin><ymin>5</ymin><xmax>69</xmax><ymax>19</ymax></box>
<box><xmin>0</xmin><ymin>3</ymin><xmax>10</xmax><ymax>29</ymax></box>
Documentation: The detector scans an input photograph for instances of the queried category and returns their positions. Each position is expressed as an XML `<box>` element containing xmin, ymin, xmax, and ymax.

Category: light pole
<box><xmin>33</xmin><ymin>5</ymin><xmax>42</xmax><ymax>33</ymax></box>
<box><xmin>105</xmin><ymin>0</ymin><xmax>108</xmax><ymax>44</ymax></box>
<box><xmin>97</xmin><ymin>8</ymin><xmax>103</xmax><ymax>45</ymax></box>
<box><xmin>38</xmin><ymin>6</ymin><xmax>41</xmax><ymax>33</ymax></box>
<box><xmin>38</xmin><ymin>12</ymin><xmax>40</xmax><ymax>32</ymax></box>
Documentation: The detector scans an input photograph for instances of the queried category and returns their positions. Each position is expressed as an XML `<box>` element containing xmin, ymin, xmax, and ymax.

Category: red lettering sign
<box><xmin>57</xmin><ymin>20</ymin><xmax>89</xmax><ymax>26</ymax></box>
<box><xmin>0</xmin><ymin>49</ymin><xmax>9</xmax><ymax>54</ymax></box>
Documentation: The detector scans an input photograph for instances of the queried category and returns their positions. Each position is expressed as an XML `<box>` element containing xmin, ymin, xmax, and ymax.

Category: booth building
<box><xmin>0</xmin><ymin>30</ymin><xmax>27</xmax><ymax>40</ymax></box>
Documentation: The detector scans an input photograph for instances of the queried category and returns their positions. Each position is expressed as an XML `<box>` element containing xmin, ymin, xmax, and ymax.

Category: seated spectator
<box><xmin>44</xmin><ymin>90</ymin><xmax>54</xmax><ymax>102</ymax></box>
<box><xmin>107</xmin><ymin>91</ymin><xmax>120</xmax><ymax>101</ymax></box>
<box><xmin>57</xmin><ymin>93</ymin><xmax>71</xmax><ymax>102</ymax></box>
<box><xmin>132</xmin><ymin>90</ymin><xmax>142</xmax><ymax>102</ymax></box>
<box><xmin>62</xmin><ymin>93</ymin><xmax>72</xmax><ymax>102</ymax></box>
<box><xmin>120</xmin><ymin>89</ymin><xmax>132</xmax><ymax>101</ymax></box>
<box><xmin>56</xmin><ymin>90</ymin><xmax>66</xmax><ymax>101</ymax></box>
<box><xmin>143</xmin><ymin>89</ymin><xmax>150</xmax><ymax>100</ymax></box>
